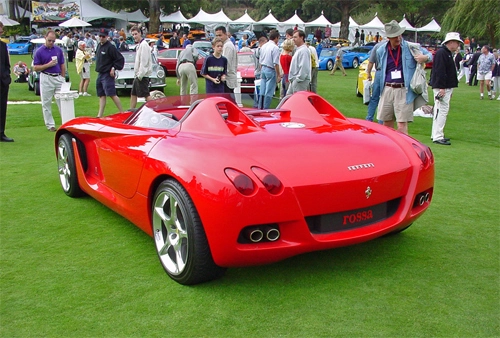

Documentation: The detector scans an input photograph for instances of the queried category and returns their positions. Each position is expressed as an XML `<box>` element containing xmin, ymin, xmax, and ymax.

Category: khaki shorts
<box><xmin>377</xmin><ymin>86</ymin><xmax>414</xmax><ymax>123</ymax></box>
<box><xmin>477</xmin><ymin>71</ymin><xmax>492</xmax><ymax>81</ymax></box>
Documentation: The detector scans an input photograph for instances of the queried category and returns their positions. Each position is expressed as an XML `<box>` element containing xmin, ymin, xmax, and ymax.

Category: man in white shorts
<box><xmin>477</xmin><ymin>45</ymin><xmax>495</xmax><ymax>100</ymax></box>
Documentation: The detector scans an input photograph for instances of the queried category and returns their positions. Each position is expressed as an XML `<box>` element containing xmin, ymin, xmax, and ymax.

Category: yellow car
<box><xmin>329</xmin><ymin>37</ymin><xmax>350</xmax><ymax>47</ymax></box>
<box><xmin>356</xmin><ymin>59</ymin><xmax>376</xmax><ymax>98</ymax></box>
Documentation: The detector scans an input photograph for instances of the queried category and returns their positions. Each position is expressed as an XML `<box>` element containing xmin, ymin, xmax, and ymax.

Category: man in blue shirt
<box><xmin>373</xmin><ymin>20</ymin><xmax>431</xmax><ymax>135</ymax></box>
<box><xmin>258</xmin><ymin>30</ymin><xmax>281</xmax><ymax>109</ymax></box>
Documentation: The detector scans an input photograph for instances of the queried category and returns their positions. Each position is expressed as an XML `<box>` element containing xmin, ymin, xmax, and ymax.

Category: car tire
<box><xmin>327</xmin><ymin>60</ymin><xmax>334</xmax><ymax>71</ymax></box>
<box><xmin>57</xmin><ymin>134</ymin><xmax>85</xmax><ymax>198</ymax></box>
<box><xmin>352</xmin><ymin>58</ymin><xmax>359</xmax><ymax>69</ymax></box>
<box><xmin>152</xmin><ymin>179</ymin><xmax>226</xmax><ymax>285</ymax></box>
<box><xmin>34</xmin><ymin>81</ymin><xmax>40</xmax><ymax>96</ymax></box>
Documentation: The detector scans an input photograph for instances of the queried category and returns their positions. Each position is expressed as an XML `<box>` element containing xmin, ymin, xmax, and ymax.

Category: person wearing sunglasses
<box><xmin>33</xmin><ymin>31</ymin><xmax>66</xmax><ymax>132</ymax></box>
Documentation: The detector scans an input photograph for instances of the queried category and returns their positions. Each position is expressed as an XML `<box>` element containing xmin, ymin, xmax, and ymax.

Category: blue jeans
<box><xmin>258</xmin><ymin>66</ymin><xmax>276</xmax><ymax>109</ymax></box>
<box><xmin>253</xmin><ymin>74</ymin><xmax>260</xmax><ymax>108</ymax></box>
<box><xmin>365</xmin><ymin>72</ymin><xmax>381</xmax><ymax>122</ymax></box>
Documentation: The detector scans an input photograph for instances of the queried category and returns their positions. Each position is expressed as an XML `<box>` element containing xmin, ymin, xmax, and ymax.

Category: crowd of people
<box><xmin>1</xmin><ymin>20</ymin><xmax>499</xmax><ymax>144</ymax></box>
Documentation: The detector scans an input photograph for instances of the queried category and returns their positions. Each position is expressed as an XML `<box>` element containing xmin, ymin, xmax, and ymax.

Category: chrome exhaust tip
<box><xmin>419</xmin><ymin>195</ymin><xmax>426</xmax><ymax>205</ymax></box>
<box><xmin>246</xmin><ymin>228</ymin><xmax>264</xmax><ymax>243</ymax></box>
<box><xmin>265</xmin><ymin>226</ymin><xmax>280</xmax><ymax>242</ymax></box>
<box><xmin>424</xmin><ymin>192</ymin><xmax>430</xmax><ymax>202</ymax></box>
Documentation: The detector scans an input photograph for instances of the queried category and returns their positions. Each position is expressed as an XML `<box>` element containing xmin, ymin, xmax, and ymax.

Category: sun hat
<box><xmin>384</xmin><ymin>20</ymin><xmax>405</xmax><ymax>38</ymax></box>
<box><xmin>442</xmin><ymin>32</ymin><xmax>464</xmax><ymax>44</ymax></box>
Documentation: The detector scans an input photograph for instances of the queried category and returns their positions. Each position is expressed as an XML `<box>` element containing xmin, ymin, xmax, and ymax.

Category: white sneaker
<box><xmin>78</xmin><ymin>92</ymin><xmax>83</xmax><ymax>95</ymax></box>
<box><xmin>82</xmin><ymin>92</ymin><xmax>91</xmax><ymax>96</ymax></box>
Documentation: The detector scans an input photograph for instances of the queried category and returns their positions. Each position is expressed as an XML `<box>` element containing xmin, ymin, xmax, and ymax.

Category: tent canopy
<box><xmin>232</xmin><ymin>10</ymin><xmax>255</xmax><ymax>24</ymax></box>
<box><xmin>399</xmin><ymin>16</ymin><xmax>416</xmax><ymax>32</ymax></box>
<box><xmin>256</xmin><ymin>10</ymin><xmax>280</xmax><ymax>25</ymax></box>
<box><xmin>119</xmin><ymin>9</ymin><xmax>148</xmax><ymax>23</ymax></box>
<box><xmin>187</xmin><ymin>8</ymin><xmax>231</xmax><ymax>25</ymax></box>
<box><xmin>417</xmin><ymin>18</ymin><xmax>441</xmax><ymax>32</ymax></box>
<box><xmin>281</xmin><ymin>11</ymin><xmax>304</xmax><ymax>26</ymax></box>
<box><xmin>0</xmin><ymin>15</ymin><xmax>19</xmax><ymax>26</ymax></box>
<box><xmin>59</xmin><ymin>17</ymin><xmax>91</xmax><ymax>28</ymax></box>
<box><xmin>160</xmin><ymin>10</ymin><xmax>188</xmax><ymax>23</ymax></box>
<box><xmin>305</xmin><ymin>11</ymin><xmax>333</xmax><ymax>27</ymax></box>
<box><xmin>359</xmin><ymin>15</ymin><xmax>384</xmax><ymax>30</ymax></box>
<box><xmin>63</xmin><ymin>0</ymin><xmax>125</xmax><ymax>22</ymax></box>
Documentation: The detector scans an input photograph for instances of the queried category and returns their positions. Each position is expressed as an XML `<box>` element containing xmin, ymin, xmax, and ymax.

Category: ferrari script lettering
<box><xmin>343</xmin><ymin>210</ymin><xmax>373</xmax><ymax>225</ymax></box>
<box><xmin>347</xmin><ymin>163</ymin><xmax>375</xmax><ymax>171</ymax></box>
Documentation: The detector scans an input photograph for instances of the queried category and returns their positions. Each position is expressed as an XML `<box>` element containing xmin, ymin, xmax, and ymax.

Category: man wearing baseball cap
<box><xmin>95</xmin><ymin>28</ymin><xmax>124</xmax><ymax>117</ymax></box>
<box><xmin>429</xmin><ymin>32</ymin><xmax>463</xmax><ymax>145</ymax></box>
<box><xmin>372</xmin><ymin>20</ymin><xmax>432</xmax><ymax>135</ymax></box>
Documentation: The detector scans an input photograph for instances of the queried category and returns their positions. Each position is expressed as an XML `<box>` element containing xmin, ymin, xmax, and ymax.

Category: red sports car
<box><xmin>55</xmin><ymin>92</ymin><xmax>434</xmax><ymax>285</ymax></box>
<box><xmin>156</xmin><ymin>48</ymin><xmax>207</xmax><ymax>76</ymax></box>
<box><xmin>237</xmin><ymin>52</ymin><xmax>256</xmax><ymax>94</ymax></box>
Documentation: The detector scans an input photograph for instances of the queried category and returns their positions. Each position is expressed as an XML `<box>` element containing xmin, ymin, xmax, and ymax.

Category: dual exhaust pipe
<box><xmin>245</xmin><ymin>226</ymin><xmax>280</xmax><ymax>243</ymax></box>
<box><xmin>418</xmin><ymin>192</ymin><xmax>431</xmax><ymax>206</ymax></box>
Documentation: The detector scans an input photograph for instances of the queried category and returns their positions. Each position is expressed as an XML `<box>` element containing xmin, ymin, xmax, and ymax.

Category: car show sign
<box><xmin>32</xmin><ymin>1</ymin><xmax>80</xmax><ymax>22</ymax></box>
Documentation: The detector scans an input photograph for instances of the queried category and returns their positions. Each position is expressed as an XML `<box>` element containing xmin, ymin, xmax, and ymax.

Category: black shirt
<box><xmin>430</xmin><ymin>45</ymin><xmax>459</xmax><ymax>89</ymax></box>
<box><xmin>95</xmin><ymin>40</ymin><xmax>125</xmax><ymax>73</ymax></box>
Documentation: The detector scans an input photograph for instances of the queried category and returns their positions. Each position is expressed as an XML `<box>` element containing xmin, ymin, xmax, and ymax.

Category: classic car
<box><xmin>127</xmin><ymin>37</ymin><xmax>167</xmax><ymax>51</ymax></box>
<box><xmin>192</xmin><ymin>40</ymin><xmax>213</xmax><ymax>53</ymax></box>
<box><xmin>8</xmin><ymin>37</ymin><xmax>33</xmax><ymax>55</ymax></box>
<box><xmin>156</xmin><ymin>48</ymin><xmax>207</xmax><ymax>76</ymax></box>
<box><xmin>28</xmin><ymin>38</ymin><xmax>70</xmax><ymax>95</ymax></box>
<box><xmin>341</xmin><ymin>46</ymin><xmax>373</xmax><ymax>69</ymax></box>
<box><xmin>114</xmin><ymin>51</ymin><xmax>166</xmax><ymax>93</ymax></box>
<box><xmin>237</xmin><ymin>52</ymin><xmax>255</xmax><ymax>94</ymax></box>
<box><xmin>55</xmin><ymin>92</ymin><xmax>434</xmax><ymax>285</ymax></box>
<box><xmin>318</xmin><ymin>47</ymin><xmax>339</xmax><ymax>71</ymax></box>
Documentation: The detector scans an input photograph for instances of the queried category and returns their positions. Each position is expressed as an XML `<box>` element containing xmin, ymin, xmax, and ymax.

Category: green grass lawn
<box><xmin>1</xmin><ymin>54</ymin><xmax>499</xmax><ymax>337</ymax></box>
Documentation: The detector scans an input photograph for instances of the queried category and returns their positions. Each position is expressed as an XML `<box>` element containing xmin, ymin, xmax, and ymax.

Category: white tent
<box><xmin>417</xmin><ymin>18</ymin><xmax>441</xmax><ymax>32</ymax></box>
<box><xmin>119</xmin><ymin>9</ymin><xmax>148</xmax><ymax>23</ymax></box>
<box><xmin>59</xmin><ymin>17</ymin><xmax>91</xmax><ymax>28</ymax></box>
<box><xmin>358</xmin><ymin>15</ymin><xmax>385</xmax><ymax>41</ymax></box>
<box><xmin>279</xmin><ymin>11</ymin><xmax>305</xmax><ymax>31</ymax></box>
<box><xmin>331</xmin><ymin>16</ymin><xmax>359</xmax><ymax>42</ymax></box>
<box><xmin>305</xmin><ymin>12</ymin><xmax>334</xmax><ymax>27</ymax></box>
<box><xmin>187</xmin><ymin>8</ymin><xmax>231</xmax><ymax>25</ymax></box>
<box><xmin>160</xmin><ymin>10</ymin><xmax>188</xmax><ymax>23</ymax></box>
<box><xmin>0</xmin><ymin>15</ymin><xmax>19</xmax><ymax>26</ymax></box>
<box><xmin>399</xmin><ymin>16</ymin><xmax>416</xmax><ymax>31</ymax></box>
<box><xmin>62</xmin><ymin>0</ymin><xmax>126</xmax><ymax>22</ymax></box>
<box><xmin>255</xmin><ymin>10</ymin><xmax>280</xmax><ymax>26</ymax></box>
<box><xmin>230</xmin><ymin>9</ymin><xmax>255</xmax><ymax>31</ymax></box>
<box><xmin>232</xmin><ymin>10</ymin><xmax>255</xmax><ymax>25</ymax></box>
<box><xmin>359</xmin><ymin>15</ymin><xmax>384</xmax><ymax>31</ymax></box>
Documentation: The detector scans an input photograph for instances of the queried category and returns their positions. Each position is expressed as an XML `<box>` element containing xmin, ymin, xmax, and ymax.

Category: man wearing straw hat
<box><xmin>429</xmin><ymin>32</ymin><xmax>463</xmax><ymax>145</ymax></box>
<box><xmin>373</xmin><ymin>20</ymin><xmax>432</xmax><ymax>135</ymax></box>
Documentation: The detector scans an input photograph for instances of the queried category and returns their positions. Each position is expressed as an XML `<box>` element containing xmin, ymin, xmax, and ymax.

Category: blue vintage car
<box><xmin>319</xmin><ymin>46</ymin><xmax>374</xmax><ymax>71</ymax></box>
<box><xmin>318</xmin><ymin>47</ymin><xmax>339</xmax><ymax>71</ymax></box>
<box><xmin>8</xmin><ymin>37</ymin><xmax>33</xmax><ymax>55</ymax></box>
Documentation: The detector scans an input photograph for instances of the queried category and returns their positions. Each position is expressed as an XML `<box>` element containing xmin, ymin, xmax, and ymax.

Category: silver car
<box><xmin>115</xmin><ymin>51</ymin><xmax>166</xmax><ymax>93</ymax></box>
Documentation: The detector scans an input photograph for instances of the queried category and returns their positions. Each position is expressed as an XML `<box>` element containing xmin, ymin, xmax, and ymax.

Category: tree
<box><xmin>442</xmin><ymin>0</ymin><xmax>499</xmax><ymax>48</ymax></box>
<box><xmin>371</xmin><ymin>0</ymin><xmax>454</xmax><ymax>28</ymax></box>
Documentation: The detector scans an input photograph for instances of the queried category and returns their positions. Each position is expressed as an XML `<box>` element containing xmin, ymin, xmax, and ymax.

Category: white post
<box><xmin>55</xmin><ymin>83</ymin><xmax>79</xmax><ymax>124</ymax></box>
